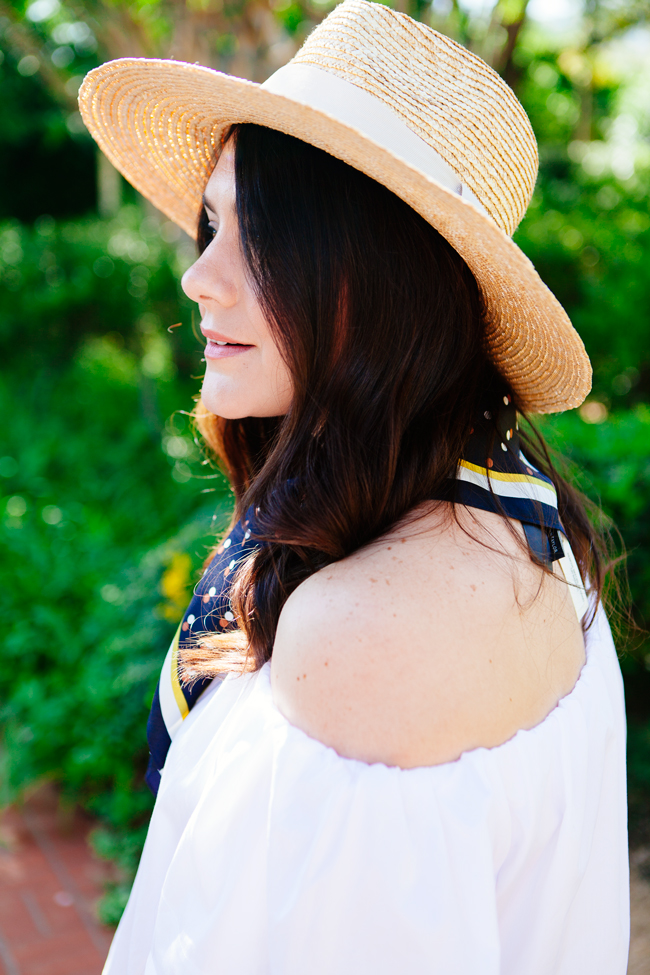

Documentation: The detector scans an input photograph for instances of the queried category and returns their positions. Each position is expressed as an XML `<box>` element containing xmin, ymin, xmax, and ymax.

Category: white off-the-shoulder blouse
<box><xmin>104</xmin><ymin>604</ymin><xmax>629</xmax><ymax>975</ymax></box>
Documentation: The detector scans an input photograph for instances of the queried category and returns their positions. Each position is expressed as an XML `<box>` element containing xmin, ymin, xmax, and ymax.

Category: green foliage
<box><xmin>514</xmin><ymin>35</ymin><xmax>650</xmax><ymax>402</ymax></box>
<box><xmin>1</xmin><ymin>0</ymin><xmax>650</xmax><ymax>927</ymax></box>
<box><xmin>90</xmin><ymin>822</ymin><xmax>152</xmax><ymax>925</ymax></box>
<box><xmin>0</xmin><ymin>206</ymin><xmax>199</xmax><ymax>371</ymax></box>
<box><xmin>0</xmin><ymin>377</ymin><xmax>225</xmax><ymax>795</ymax></box>
<box><xmin>540</xmin><ymin>407</ymin><xmax>650</xmax><ymax>629</ymax></box>
<box><xmin>540</xmin><ymin>407</ymin><xmax>650</xmax><ymax>842</ymax></box>
<box><xmin>0</xmin><ymin>206</ymin><xmax>232</xmax><ymax>918</ymax></box>
<box><xmin>0</xmin><ymin>33</ymin><xmax>96</xmax><ymax>221</ymax></box>
<box><xmin>95</xmin><ymin>881</ymin><xmax>133</xmax><ymax>928</ymax></box>
<box><xmin>628</xmin><ymin>722</ymin><xmax>650</xmax><ymax>845</ymax></box>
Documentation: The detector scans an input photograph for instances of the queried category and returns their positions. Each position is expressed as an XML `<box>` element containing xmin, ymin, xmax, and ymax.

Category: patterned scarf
<box><xmin>145</xmin><ymin>397</ymin><xmax>585</xmax><ymax>795</ymax></box>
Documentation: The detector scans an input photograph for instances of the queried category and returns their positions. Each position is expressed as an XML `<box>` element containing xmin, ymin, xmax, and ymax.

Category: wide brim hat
<box><xmin>79</xmin><ymin>0</ymin><xmax>591</xmax><ymax>414</ymax></box>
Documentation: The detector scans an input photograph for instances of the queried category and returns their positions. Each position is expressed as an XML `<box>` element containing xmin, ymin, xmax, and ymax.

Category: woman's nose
<box><xmin>181</xmin><ymin>246</ymin><xmax>238</xmax><ymax>310</ymax></box>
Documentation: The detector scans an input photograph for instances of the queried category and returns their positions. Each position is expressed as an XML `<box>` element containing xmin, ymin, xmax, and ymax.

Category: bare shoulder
<box><xmin>271</xmin><ymin>504</ymin><xmax>585</xmax><ymax>767</ymax></box>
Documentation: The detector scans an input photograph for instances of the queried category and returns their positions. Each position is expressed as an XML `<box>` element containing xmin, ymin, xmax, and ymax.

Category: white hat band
<box><xmin>261</xmin><ymin>63</ymin><xmax>490</xmax><ymax>221</ymax></box>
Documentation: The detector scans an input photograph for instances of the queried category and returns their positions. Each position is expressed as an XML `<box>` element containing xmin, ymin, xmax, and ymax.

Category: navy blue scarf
<box><xmin>145</xmin><ymin>397</ymin><xmax>567</xmax><ymax>795</ymax></box>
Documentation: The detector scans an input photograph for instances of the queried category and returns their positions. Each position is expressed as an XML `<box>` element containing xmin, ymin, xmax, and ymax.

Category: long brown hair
<box><xmin>186</xmin><ymin>123</ymin><xmax>610</xmax><ymax>678</ymax></box>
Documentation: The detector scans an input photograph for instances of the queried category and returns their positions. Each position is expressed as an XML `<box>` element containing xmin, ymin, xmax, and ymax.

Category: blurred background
<box><xmin>0</xmin><ymin>0</ymin><xmax>649</xmax><ymax>939</ymax></box>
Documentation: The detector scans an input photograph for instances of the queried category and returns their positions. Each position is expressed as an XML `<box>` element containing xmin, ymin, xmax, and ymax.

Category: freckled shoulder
<box><xmin>271</xmin><ymin>505</ymin><xmax>585</xmax><ymax>768</ymax></box>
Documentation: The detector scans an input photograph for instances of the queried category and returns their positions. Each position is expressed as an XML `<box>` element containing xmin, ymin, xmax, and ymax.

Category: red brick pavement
<box><xmin>0</xmin><ymin>787</ymin><xmax>113</xmax><ymax>975</ymax></box>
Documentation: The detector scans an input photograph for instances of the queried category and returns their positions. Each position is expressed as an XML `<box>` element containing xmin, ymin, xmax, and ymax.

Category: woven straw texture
<box><xmin>78</xmin><ymin>0</ymin><xmax>592</xmax><ymax>413</ymax></box>
<box><xmin>293</xmin><ymin>2</ymin><xmax>537</xmax><ymax>236</ymax></box>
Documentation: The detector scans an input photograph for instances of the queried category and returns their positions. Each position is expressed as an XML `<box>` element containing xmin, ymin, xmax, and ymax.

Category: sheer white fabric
<box><xmin>104</xmin><ymin>605</ymin><xmax>629</xmax><ymax>975</ymax></box>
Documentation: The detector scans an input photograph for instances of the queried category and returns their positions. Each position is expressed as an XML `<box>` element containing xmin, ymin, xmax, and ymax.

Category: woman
<box><xmin>80</xmin><ymin>2</ymin><xmax>629</xmax><ymax>972</ymax></box>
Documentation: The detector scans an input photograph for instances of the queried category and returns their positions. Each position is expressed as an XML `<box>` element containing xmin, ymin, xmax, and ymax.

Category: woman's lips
<box><xmin>204</xmin><ymin>340</ymin><xmax>253</xmax><ymax>360</ymax></box>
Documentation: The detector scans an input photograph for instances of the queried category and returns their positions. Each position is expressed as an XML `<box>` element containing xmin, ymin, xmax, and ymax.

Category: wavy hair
<box><xmin>185</xmin><ymin>123</ymin><xmax>611</xmax><ymax>678</ymax></box>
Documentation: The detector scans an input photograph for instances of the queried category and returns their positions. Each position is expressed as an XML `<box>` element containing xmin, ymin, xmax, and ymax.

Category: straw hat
<box><xmin>79</xmin><ymin>0</ymin><xmax>591</xmax><ymax>413</ymax></box>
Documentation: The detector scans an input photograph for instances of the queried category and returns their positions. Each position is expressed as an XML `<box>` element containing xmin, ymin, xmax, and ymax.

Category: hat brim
<box><xmin>79</xmin><ymin>58</ymin><xmax>591</xmax><ymax>414</ymax></box>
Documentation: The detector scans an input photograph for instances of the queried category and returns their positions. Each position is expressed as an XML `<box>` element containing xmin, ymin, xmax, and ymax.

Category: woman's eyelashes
<box><xmin>203</xmin><ymin>210</ymin><xmax>218</xmax><ymax>238</ymax></box>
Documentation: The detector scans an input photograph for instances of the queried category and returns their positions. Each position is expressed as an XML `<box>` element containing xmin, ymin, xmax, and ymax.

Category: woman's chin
<box><xmin>201</xmin><ymin>398</ymin><xmax>249</xmax><ymax>420</ymax></box>
<box><xmin>201</xmin><ymin>376</ymin><xmax>292</xmax><ymax>419</ymax></box>
<box><xmin>201</xmin><ymin>378</ymin><xmax>249</xmax><ymax>420</ymax></box>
